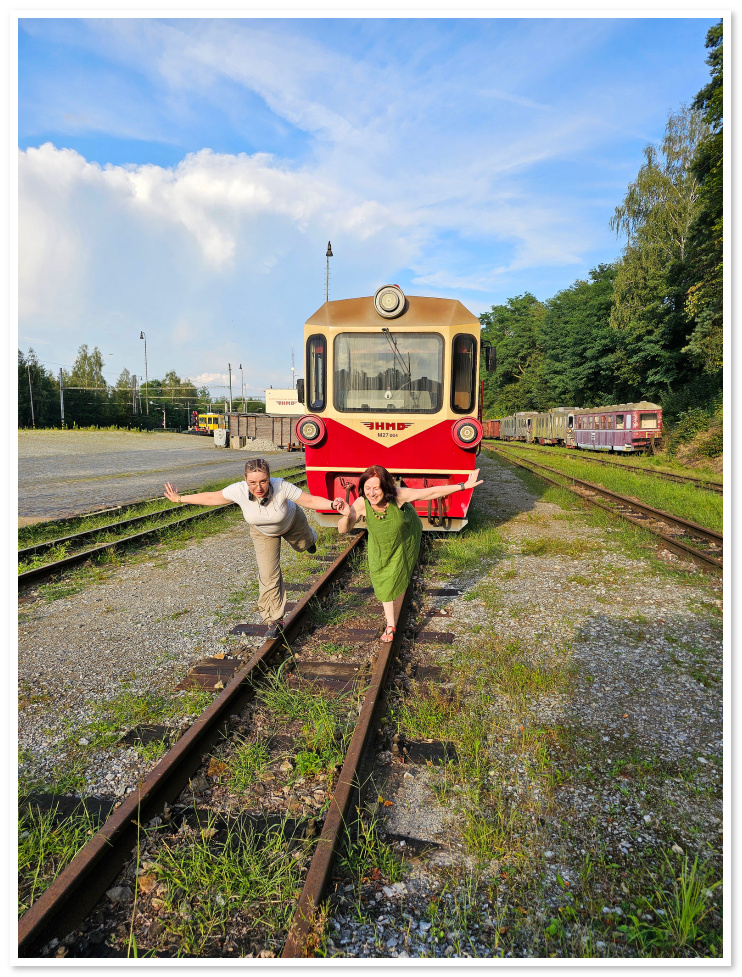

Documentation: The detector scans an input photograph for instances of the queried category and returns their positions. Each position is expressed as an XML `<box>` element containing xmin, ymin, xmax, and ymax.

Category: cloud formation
<box><xmin>18</xmin><ymin>16</ymin><xmax>717</xmax><ymax>388</ymax></box>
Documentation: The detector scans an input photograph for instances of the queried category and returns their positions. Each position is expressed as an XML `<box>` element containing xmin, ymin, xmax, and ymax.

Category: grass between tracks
<box><xmin>489</xmin><ymin>445</ymin><xmax>722</xmax><ymax>533</ymax></box>
<box><xmin>375</xmin><ymin>456</ymin><xmax>723</xmax><ymax>960</ymax></box>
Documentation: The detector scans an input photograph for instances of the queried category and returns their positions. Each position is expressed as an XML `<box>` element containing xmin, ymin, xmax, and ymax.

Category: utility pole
<box><xmin>325</xmin><ymin>241</ymin><xmax>333</xmax><ymax>302</ymax></box>
<box><xmin>228</xmin><ymin>363</ymin><xmax>233</xmax><ymax>413</ymax></box>
<box><xmin>162</xmin><ymin>408</ymin><xmax>166</xmax><ymax>430</ymax></box>
<box><xmin>291</xmin><ymin>343</ymin><xmax>295</xmax><ymax>390</ymax></box>
<box><xmin>139</xmin><ymin>331</ymin><xmax>149</xmax><ymax>414</ymax></box>
<box><xmin>59</xmin><ymin>368</ymin><xmax>65</xmax><ymax>427</ymax></box>
<box><xmin>239</xmin><ymin>363</ymin><xmax>244</xmax><ymax>411</ymax></box>
<box><xmin>27</xmin><ymin>363</ymin><xmax>35</xmax><ymax>428</ymax></box>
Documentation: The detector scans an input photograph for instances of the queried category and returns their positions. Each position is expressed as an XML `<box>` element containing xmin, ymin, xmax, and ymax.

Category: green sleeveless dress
<box><xmin>364</xmin><ymin>498</ymin><xmax>422</xmax><ymax>602</ymax></box>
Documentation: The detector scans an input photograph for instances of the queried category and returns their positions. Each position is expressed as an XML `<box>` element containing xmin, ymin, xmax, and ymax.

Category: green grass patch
<box><xmin>19</xmin><ymin>798</ymin><xmax>103</xmax><ymax>916</ymax></box>
<box><xmin>148</xmin><ymin>814</ymin><xmax>306</xmax><ymax>956</ymax></box>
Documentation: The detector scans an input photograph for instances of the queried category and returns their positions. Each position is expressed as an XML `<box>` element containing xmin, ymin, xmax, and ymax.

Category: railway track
<box><xmin>18</xmin><ymin>466</ymin><xmax>307</xmax><ymax>586</ymax></box>
<box><xmin>482</xmin><ymin>440</ymin><xmax>723</xmax><ymax>494</ymax></box>
<box><xmin>485</xmin><ymin>445</ymin><xmax>722</xmax><ymax>576</ymax></box>
<box><xmin>18</xmin><ymin>525</ymin><xmax>457</xmax><ymax>959</ymax></box>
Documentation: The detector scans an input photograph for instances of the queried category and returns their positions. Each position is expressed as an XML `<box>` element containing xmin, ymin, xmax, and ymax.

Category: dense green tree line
<box><xmin>18</xmin><ymin>345</ymin><xmax>266</xmax><ymax>429</ymax></box>
<box><xmin>480</xmin><ymin>22</ymin><xmax>723</xmax><ymax>425</ymax></box>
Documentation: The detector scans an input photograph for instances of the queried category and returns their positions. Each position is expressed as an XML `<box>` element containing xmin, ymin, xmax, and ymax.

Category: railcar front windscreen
<box><xmin>333</xmin><ymin>332</ymin><xmax>444</xmax><ymax>412</ymax></box>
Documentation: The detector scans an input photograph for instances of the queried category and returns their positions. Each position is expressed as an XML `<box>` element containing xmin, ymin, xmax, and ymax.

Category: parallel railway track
<box><xmin>485</xmin><ymin>445</ymin><xmax>722</xmax><ymax>576</ymax></box>
<box><xmin>19</xmin><ymin>526</ymin><xmax>456</xmax><ymax>958</ymax></box>
<box><xmin>482</xmin><ymin>440</ymin><xmax>723</xmax><ymax>494</ymax></box>
<box><xmin>18</xmin><ymin>466</ymin><xmax>307</xmax><ymax>586</ymax></box>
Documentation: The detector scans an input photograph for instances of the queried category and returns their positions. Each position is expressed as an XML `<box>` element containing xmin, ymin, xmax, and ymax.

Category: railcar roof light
<box><xmin>374</xmin><ymin>284</ymin><xmax>406</xmax><ymax>318</ymax></box>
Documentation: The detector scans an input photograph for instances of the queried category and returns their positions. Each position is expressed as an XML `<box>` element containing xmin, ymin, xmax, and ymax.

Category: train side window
<box><xmin>306</xmin><ymin>334</ymin><xmax>326</xmax><ymax>412</ymax></box>
<box><xmin>616</xmin><ymin>414</ymin><xmax>624</xmax><ymax>429</ymax></box>
<box><xmin>606</xmin><ymin>415</ymin><xmax>613</xmax><ymax>430</ymax></box>
<box><xmin>625</xmin><ymin>414</ymin><xmax>632</xmax><ymax>429</ymax></box>
<box><xmin>451</xmin><ymin>334</ymin><xmax>477</xmax><ymax>414</ymax></box>
<box><xmin>599</xmin><ymin>416</ymin><xmax>605</xmax><ymax>430</ymax></box>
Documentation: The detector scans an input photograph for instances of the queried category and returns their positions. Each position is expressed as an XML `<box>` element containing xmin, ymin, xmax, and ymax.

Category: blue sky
<box><xmin>17</xmin><ymin>15</ymin><xmax>719</xmax><ymax>400</ymax></box>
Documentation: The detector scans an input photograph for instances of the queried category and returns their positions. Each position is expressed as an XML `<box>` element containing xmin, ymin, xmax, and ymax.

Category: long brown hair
<box><xmin>359</xmin><ymin>465</ymin><xmax>397</xmax><ymax>504</ymax></box>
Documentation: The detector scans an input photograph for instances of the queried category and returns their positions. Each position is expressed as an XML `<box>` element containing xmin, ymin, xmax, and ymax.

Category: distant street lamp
<box><xmin>139</xmin><ymin>332</ymin><xmax>149</xmax><ymax>414</ymax></box>
<box><xmin>27</xmin><ymin>363</ymin><xmax>35</xmax><ymax>428</ymax></box>
<box><xmin>325</xmin><ymin>241</ymin><xmax>333</xmax><ymax>302</ymax></box>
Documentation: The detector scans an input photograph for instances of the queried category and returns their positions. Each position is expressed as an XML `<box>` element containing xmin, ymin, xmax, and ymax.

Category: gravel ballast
<box><xmin>18</xmin><ymin>447</ymin><xmax>724</xmax><ymax>958</ymax></box>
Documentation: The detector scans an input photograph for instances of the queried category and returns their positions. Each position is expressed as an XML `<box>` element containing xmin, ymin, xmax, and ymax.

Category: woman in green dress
<box><xmin>333</xmin><ymin>465</ymin><xmax>483</xmax><ymax>642</ymax></box>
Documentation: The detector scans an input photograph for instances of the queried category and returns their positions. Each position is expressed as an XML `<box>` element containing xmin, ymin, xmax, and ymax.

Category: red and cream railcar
<box><xmin>294</xmin><ymin>285</ymin><xmax>488</xmax><ymax>531</ymax></box>
<box><xmin>573</xmin><ymin>401</ymin><xmax>662</xmax><ymax>452</ymax></box>
<box><xmin>482</xmin><ymin>418</ymin><xmax>500</xmax><ymax>439</ymax></box>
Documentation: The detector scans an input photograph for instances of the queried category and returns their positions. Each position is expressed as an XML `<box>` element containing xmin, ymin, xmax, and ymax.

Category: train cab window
<box><xmin>306</xmin><ymin>335</ymin><xmax>326</xmax><ymax>412</ymax></box>
<box><xmin>616</xmin><ymin>414</ymin><xmax>624</xmax><ymax>429</ymax></box>
<box><xmin>639</xmin><ymin>412</ymin><xmax>658</xmax><ymax>429</ymax></box>
<box><xmin>451</xmin><ymin>334</ymin><xmax>477</xmax><ymax>414</ymax></box>
<box><xmin>333</xmin><ymin>332</ymin><xmax>443</xmax><ymax>412</ymax></box>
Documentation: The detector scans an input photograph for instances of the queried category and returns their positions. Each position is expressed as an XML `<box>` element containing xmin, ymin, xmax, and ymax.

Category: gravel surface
<box><xmin>18</xmin><ymin>448</ymin><xmax>724</xmax><ymax>958</ymax></box>
<box><xmin>323</xmin><ymin>453</ymin><xmax>723</xmax><ymax>959</ymax></box>
<box><xmin>18</xmin><ymin>430</ymin><xmax>299</xmax><ymax>521</ymax></box>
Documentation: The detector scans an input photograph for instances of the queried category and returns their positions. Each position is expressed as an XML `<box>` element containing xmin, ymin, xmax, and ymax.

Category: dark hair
<box><xmin>358</xmin><ymin>465</ymin><xmax>397</xmax><ymax>504</ymax></box>
<box><xmin>245</xmin><ymin>458</ymin><xmax>271</xmax><ymax>477</ymax></box>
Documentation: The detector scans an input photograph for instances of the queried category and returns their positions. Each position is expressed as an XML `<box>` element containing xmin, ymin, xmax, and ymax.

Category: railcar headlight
<box><xmin>295</xmin><ymin>414</ymin><xmax>326</xmax><ymax>446</ymax></box>
<box><xmin>452</xmin><ymin>417</ymin><xmax>483</xmax><ymax>449</ymax></box>
<box><xmin>374</xmin><ymin>284</ymin><xmax>406</xmax><ymax>318</ymax></box>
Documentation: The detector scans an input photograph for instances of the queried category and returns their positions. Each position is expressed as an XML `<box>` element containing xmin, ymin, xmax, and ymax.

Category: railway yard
<box><xmin>18</xmin><ymin>434</ymin><xmax>724</xmax><ymax>959</ymax></box>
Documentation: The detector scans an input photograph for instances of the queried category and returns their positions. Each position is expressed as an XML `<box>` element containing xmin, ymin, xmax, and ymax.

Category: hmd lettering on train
<box><xmin>362</xmin><ymin>422</ymin><xmax>413</xmax><ymax>431</ymax></box>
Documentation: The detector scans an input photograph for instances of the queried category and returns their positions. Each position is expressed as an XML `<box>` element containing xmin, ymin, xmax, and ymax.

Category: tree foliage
<box><xmin>683</xmin><ymin>21</ymin><xmax>723</xmax><ymax>373</ymax></box>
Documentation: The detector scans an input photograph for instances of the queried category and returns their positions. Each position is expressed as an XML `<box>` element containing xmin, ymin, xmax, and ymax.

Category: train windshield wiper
<box><xmin>381</xmin><ymin>328</ymin><xmax>412</xmax><ymax>387</ymax></box>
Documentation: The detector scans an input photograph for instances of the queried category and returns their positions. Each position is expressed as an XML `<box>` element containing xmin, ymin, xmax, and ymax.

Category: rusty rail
<box><xmin>485</xmin><ymin>446</ymin><xmax>722</xmax><ymax>576</ymax></box>
<box><xmin>17</xmin><ymin>531</ymin><xmax>365</xmax><ymax>958</ymax></box>
<box><xmin>281</xmin><ymin>596</ymin><xmax>409</xmax><ymax>957</ymax></box>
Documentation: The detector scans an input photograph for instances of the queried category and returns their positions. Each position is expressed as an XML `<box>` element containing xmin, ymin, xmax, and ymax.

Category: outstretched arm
<box><xmin>164</xmin><ymin>482</ymin><xmax>231</xmax><ymax>506</ymax></box>
<box><xmin>395</xmin><ymin>468</ymin><xmax>483</xmax><ymax>504</ymax></box>
<box><xmin>294</xmin><ymin>490</ymin><xmax>336</xmax><ymax>512</ymax></box>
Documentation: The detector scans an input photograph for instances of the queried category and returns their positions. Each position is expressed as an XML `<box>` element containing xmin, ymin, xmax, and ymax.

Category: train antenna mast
<box><xmin>325</xmin><ymin>241</ymin><xmax>333</xmax><ymax>302</ymax></box>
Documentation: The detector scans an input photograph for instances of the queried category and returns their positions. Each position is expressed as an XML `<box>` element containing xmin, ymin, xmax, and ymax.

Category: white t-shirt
<box><xmin>221</xmin><ymin>477</ymin><xmax>303</xmax><ymax>536</ymax></box>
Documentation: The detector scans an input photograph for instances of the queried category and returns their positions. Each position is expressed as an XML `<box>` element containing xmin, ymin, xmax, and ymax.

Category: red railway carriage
<box><xmin>294</xmin><ymin>285</ymin><xmax>488</xmax><ymax>531</ymax></box>
<box><xmin>482</xmin><ymin>418</ymin><xmax>500</xmax><ymax>439</ymax></box>
<box><xmin>573</xmin><ymin>401</ymin><xmax>662</xmax><ymax>452</ymax></box>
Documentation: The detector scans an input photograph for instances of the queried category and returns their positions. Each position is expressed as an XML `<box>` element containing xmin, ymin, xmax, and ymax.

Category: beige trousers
<box><xmin>249</xmin><ymin>507</ymin><xmax>317</xmax><ymax>623</ymax></box>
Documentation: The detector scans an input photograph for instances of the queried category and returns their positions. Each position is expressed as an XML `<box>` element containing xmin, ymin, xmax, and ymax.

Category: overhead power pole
<box><xmin>59</xmin><ymin>369</ymin><xmax>65</xmax><ymax>427</ymax></box>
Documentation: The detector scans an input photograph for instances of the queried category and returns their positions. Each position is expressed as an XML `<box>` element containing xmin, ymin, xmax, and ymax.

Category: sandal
<box><xmin>380</xmin><ymin>625</ymin><xmax>396</xmax><ymax>643</ymax></box>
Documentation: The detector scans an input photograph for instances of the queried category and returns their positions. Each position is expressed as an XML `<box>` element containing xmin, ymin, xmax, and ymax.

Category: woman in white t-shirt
<box><xmin>164</xmin><ymin>458</ymin><xmax>335</xmax><ymax>638</ymax></box>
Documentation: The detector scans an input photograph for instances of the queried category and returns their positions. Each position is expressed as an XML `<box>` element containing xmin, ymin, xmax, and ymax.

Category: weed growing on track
<box><xmin>226</xmin><ymin>740</ymin><xmax>271</xmax><ymax>792</ymax></box>
<box><xmin>18</xmin><ymin>799</ymin><xmax>103</xmax><ymax>916</ymax></box>
<box><xmin>143</xmin><ymin>814</ymin><xmax>306</xmax><ymax>956</ymax></box>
